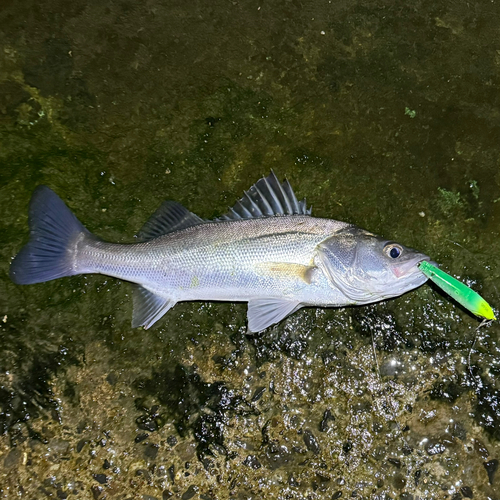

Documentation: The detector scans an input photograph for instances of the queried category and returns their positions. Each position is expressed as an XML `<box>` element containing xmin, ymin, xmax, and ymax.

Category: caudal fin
<box><xmin>10</xmin><ymin>186</ymin><xmax>91</xmax><ymax>284</ymax></box>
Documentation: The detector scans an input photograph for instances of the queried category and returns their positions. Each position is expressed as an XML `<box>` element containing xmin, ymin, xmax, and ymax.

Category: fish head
<box><xmin>316</xmin><ymin>227</ymin><xmax>431</xmax><ymax>304</ymax></box>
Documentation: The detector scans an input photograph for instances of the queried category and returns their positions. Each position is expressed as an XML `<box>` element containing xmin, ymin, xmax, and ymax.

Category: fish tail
<box><xmin>10</xmin><ymin>186</ymin><xmax>93</xmax><ymax>285</ymax></box>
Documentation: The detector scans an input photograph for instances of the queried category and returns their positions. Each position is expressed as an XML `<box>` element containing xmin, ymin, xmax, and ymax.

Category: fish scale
<box><xmin>78</xmin><ymin>217</ymin><xmax>346</xmax><ymax>300</ymax></box>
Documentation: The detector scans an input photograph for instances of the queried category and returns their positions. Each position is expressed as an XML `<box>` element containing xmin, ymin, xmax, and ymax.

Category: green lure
<box><xmin>418</xmin><ymin>260</ymin><xmax>496</xmax><ymax>320</ymax></box>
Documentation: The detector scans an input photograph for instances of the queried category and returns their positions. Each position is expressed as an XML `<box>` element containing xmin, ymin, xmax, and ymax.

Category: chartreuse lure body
<box><xmin>419</xmin><ymin>260</ymin><xmax>496</xmax><ymax>320</ymax></box>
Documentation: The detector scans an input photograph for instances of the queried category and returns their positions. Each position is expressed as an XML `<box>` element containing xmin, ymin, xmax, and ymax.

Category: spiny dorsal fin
<box><xmin>136</xmin><ymin>201</ymin><xmax>203</xmax><ymax>241</ymax></box>
<box><xmin>218</xmin><ymin>171</ymin><xmax>312</xmax><ymax>221</ymax></box>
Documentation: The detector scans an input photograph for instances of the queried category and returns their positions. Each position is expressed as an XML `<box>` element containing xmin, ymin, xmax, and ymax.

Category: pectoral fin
<box><xmin>255</xmin><ymin>262</ymin><xmax>314</xmax><ymax>284</ymax></box>
<box><xmin>132</xmin><ymin>285</ymin><xmax>176</xmax><ymax>329</ymax></box>
<box><xmin>247</xmin><ymin>298</ymin><xmax>302</xmax><ymax>332</ymax></box>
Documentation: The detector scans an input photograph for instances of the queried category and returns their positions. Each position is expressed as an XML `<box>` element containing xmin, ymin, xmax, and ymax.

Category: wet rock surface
<box><xmin>1</xmin><ymin>0</ymin><xmax>500</xmax><ymax>498</ymax></box>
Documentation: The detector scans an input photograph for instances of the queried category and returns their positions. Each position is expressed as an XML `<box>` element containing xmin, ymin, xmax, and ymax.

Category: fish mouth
<box><xmin>392</xmin><ymin>255</ymin><xmax>432</xmax><ymax>279</ymax></box>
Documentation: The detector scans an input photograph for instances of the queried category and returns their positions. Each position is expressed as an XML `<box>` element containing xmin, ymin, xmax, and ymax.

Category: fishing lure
<box><xmin>418</xmin><ymin>260</ymin><xmax>496</xmax><ymax>320</ymax></box>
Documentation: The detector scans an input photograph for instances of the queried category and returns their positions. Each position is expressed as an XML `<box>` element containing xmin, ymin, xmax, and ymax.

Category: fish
<box><xmin>10</xmin><ymin>172</ymin><xmax>431</xmax><ymax>332</ymax></box>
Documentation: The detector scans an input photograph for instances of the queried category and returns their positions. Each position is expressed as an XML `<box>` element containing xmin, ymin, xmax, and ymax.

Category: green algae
<box><xmin>437</xmin><ymin>187</ymin><xmax>465</xmax><ymax>215</ymax></box>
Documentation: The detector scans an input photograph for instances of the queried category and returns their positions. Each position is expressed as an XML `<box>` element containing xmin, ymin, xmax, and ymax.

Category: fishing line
<box><xmin>370</xmin><ymin>327</ymin><xmax>398</xmax><ymax>424</ymax></box>
<box><xmin>467</xmin><ymin>318</ymin><xmax>493</xmax><ymax>391</ymax></box>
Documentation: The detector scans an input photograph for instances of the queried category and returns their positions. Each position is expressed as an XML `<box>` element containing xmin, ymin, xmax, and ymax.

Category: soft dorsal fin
<box><xmin>218</xmin><ymin>171</ymin><xmax>312</xmax><ymax>221</ymax></box>
<box><xmin>136</xmin><ymin>201</ymin><xmax>203</xmax><ymax>241</ymax></box>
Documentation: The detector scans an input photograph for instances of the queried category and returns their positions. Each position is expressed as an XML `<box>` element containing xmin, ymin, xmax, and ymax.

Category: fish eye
<box><xmin>384</xmin><ymin>243</ymin><xmax>403</xmax><ymax>259</ymax></box>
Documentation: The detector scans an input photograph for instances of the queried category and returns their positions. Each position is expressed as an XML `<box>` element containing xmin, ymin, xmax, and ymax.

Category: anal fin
<box><xmin>132</xmin><ymin>285</ymin><xmax>176</xmax><ymax>329</ymax></box>
<box><xmin>247</xmin><ymin>298</ymin><xmax>302</xmax><ymax>332</ymax></box>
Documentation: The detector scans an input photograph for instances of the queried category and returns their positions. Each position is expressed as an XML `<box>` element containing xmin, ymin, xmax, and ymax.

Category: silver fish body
<box><xmin>10</xmin><ymin>173</ymin><xmax>430</xmax><ymax>331</ymax></box>
<box><xmin>78</xmin><ymin>216</ymin><xmax>350</xmax><ymax>304</ymax></box>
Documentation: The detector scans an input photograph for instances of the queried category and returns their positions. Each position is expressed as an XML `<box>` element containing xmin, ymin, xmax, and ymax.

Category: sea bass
<box><xmin>10</xmin><ymin>172</ymin><xmax>431</xmax><ymax>332</ymax></box>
